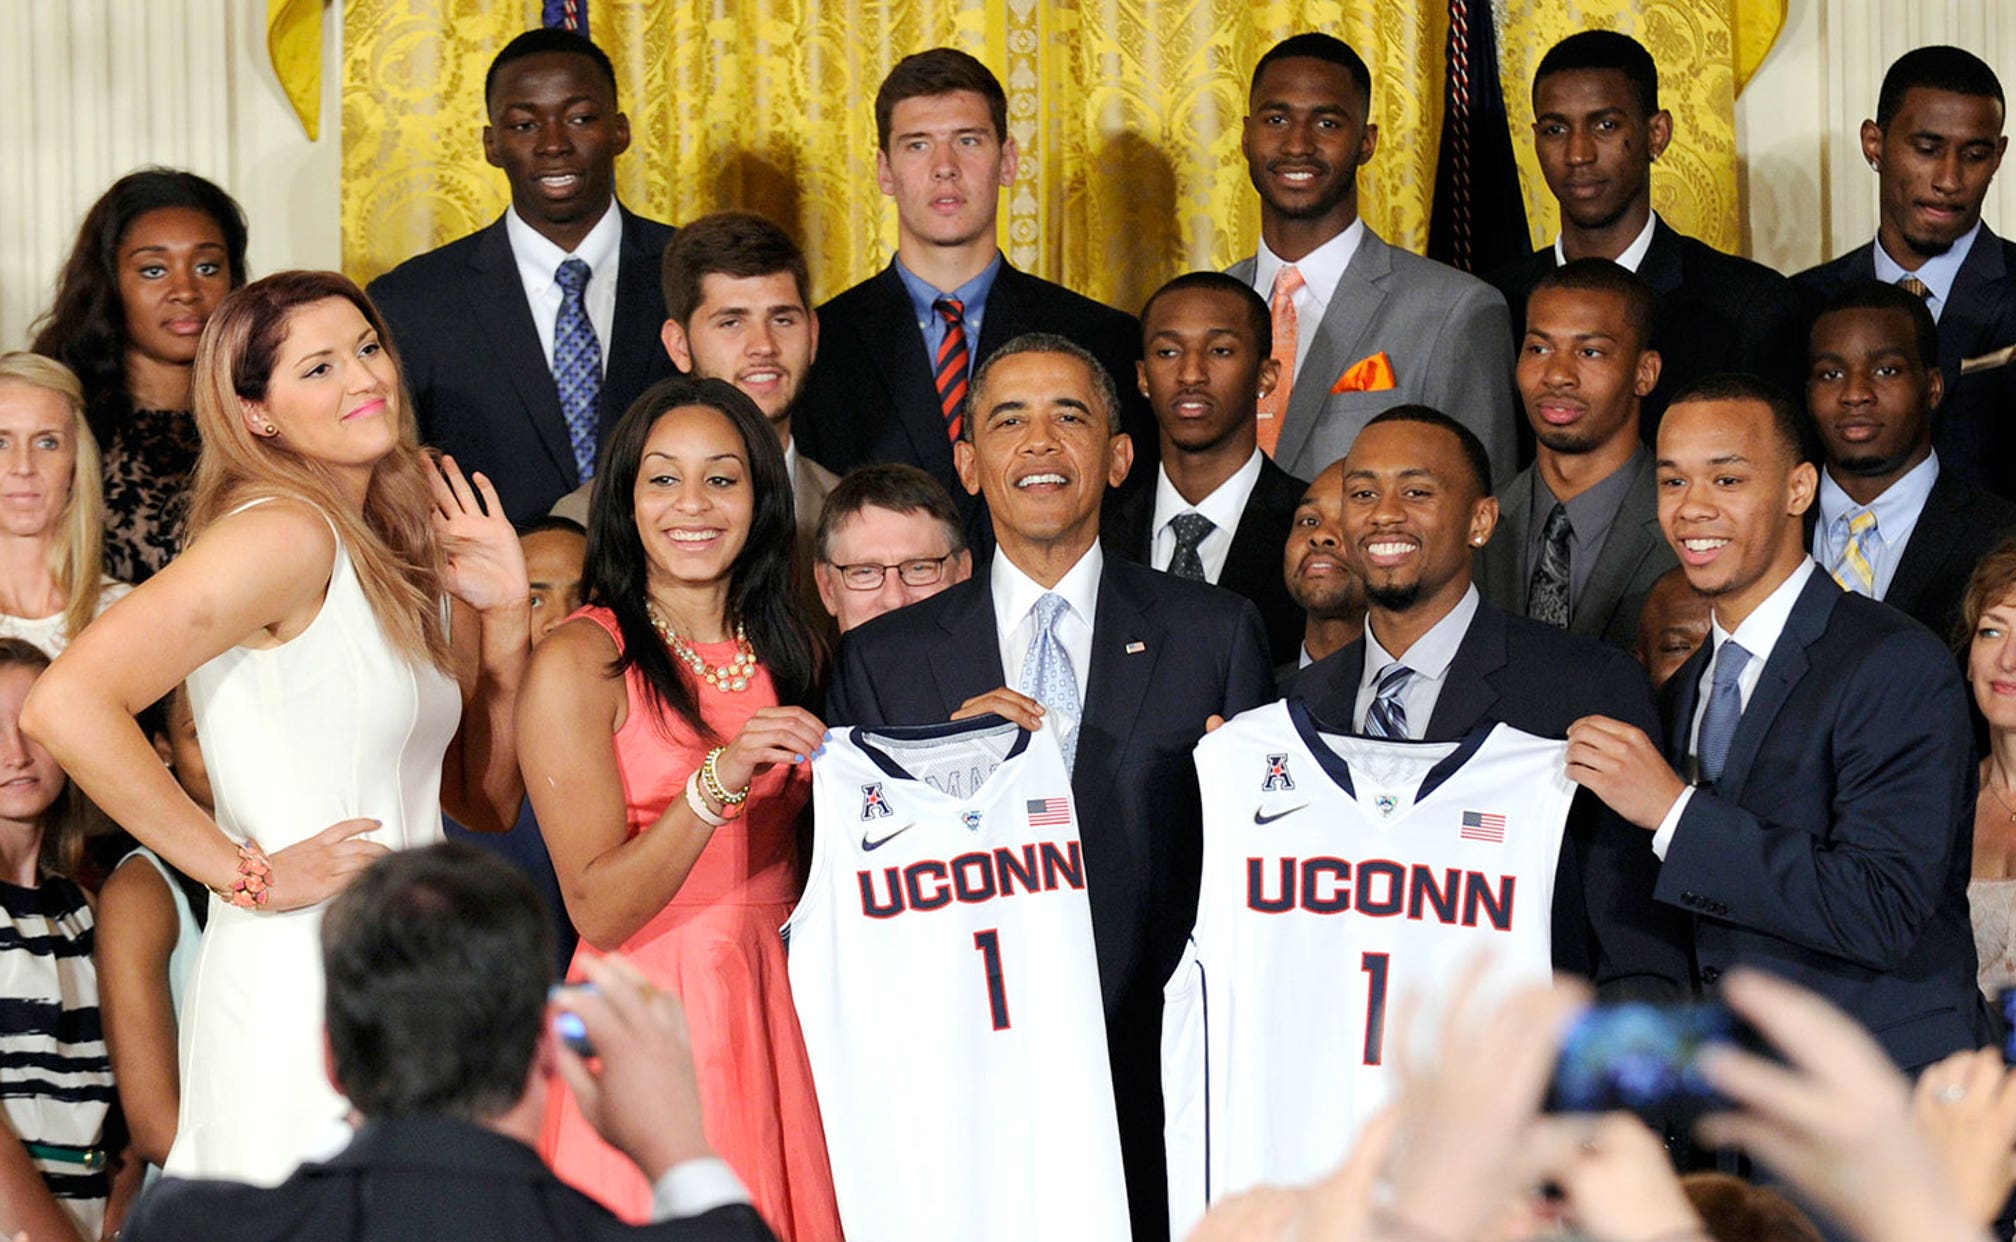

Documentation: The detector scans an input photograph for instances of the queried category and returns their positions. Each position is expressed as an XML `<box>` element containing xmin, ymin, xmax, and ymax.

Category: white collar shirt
<box><xmin>1352</xmin><ymin>584</ymin><xmax>1481</xmax><ymax>739</ymax></box>
<box><xmin>992</xmin><ymin>542</ymin><xmax>1103</xmax><ymax>741</ymax></box>
<box><xmin>1811</xmin><ymin>452</ymin><xmax>1939</xmax><ymax>600</ymax></box>
<box><xmin>505</xmin><ymin>201</ymin><xmax>622</xmax><ymax>374</ymax></box>
<box><xmin>1149</xmin><ymin>450</ymin><xmax>1264</xmax><ymax>583</ymax></box>
<box><xmin>1251</xmin><ymin>218</ymin><xmax>1366</xmax><ymax>380</ymax></box>
<box><xmin>1553</xmin><ymin>210</ymin><xmax>1659</xmax><ymax>273</ymax></box>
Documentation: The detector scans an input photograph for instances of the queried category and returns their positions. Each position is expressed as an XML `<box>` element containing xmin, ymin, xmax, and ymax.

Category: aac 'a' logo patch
<box><xmin>1261</xmin><ymin>753</ymin><xmax>1296</xmax><ymax>792</ymax></box>
<box><xmin>860</xmin><ymin>782</ymin><xmax>893</xmax><ymax>820</ymax></box>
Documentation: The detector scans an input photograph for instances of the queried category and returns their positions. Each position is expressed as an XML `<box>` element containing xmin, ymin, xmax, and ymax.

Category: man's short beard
<box><xmin>1831</xmin><ymin>443</ymin><xmax>1919</xmax><ymax>478</ymax></box>
<box><xmin>1365</xmin><ymin>580</ymin><xmax>1423</xmax><ymax>612</ymax></box>
<box><xmin>1534</xmin><ymin>425</ymin><xmax>1605</xmax><ymax>455</ymax></box>
<box><xmin>1901</xmin><ymin>229</ymin><xmax>1958</xmax><ymax>259</ymax></box>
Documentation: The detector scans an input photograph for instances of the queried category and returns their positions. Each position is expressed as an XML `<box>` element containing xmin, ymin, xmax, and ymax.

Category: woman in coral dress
<box><xmin>522</xmin><ymin>376</ymin><xmax>840</xmax><ymax>1240</ymax></box>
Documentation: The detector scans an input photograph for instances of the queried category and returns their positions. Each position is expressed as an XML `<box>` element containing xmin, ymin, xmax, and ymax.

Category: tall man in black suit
<box><xmin>1567</xmin><ymin>374</ymin><xmax>1989</xmax><ymax>1072</ymax></box>
<box><xmin>127</xmin><ymin>844</ymin><xmax>774</xmax><ymax>1242</ymax></box>
<box><xmin>828</xmin><ymin>335</ymin><xmax>1274</xmax><ymax>1241</ymax></box>
<box><xmin>1480</xmin><ymin>259</ymin><xmax>1678</xmax><ymax>650</ymax></box>
<box><xmin>1284</xmin><ymin>407</ymin><xmax>1691</xmax><ymax>998</ymax></box>
<box><xmin>1102</xmin><ymin>272</ymin><xmax>1307</xmax><ymax>664</ymax></box>
<box><xmin>795</xmin><ymin>49</ymin><xmax>1150</xmax><ymax>528</ymax></box>
<box><xmin>368</xmin><ymin>28</ymin><xmax>677</xmax><ymax>522</ymax></box>
<box><xmin>1488</xmin><ymin>31</ymin><xmax>1804</xmax><ymax>447</ymax></box>
<box><xmin>1806</xmin><ymin>282</ymin><xmax>2016</xmax><ymax>640</ymax></box>
<box><xmin>1795</xmin><ymin>46</ymin><xmax>2016</xmax><ymax>500</ymax></box>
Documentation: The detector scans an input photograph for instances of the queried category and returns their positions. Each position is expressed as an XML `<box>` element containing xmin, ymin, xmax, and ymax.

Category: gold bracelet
<box><xmin>700</xmin><ymin>746</ymin><xmax>751</xmax><ymax>808</ymax></box>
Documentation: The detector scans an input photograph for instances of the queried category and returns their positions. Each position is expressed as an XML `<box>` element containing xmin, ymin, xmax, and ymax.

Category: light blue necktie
<box><xmin>1018</xmin><ymin>593</ymin><xmax>1082</xmax><ymax>773</ymax></box>
<box><xmin>1363</xmin><ymin>663</ymin><xmax>1415</xmax><ymax>739</ymax></box>
<box><xmin>1696</xmin><ymin>640</ymin><xmax>1752</xmax><ymax>785</ymax></box>
<box><xmin>553</xmin><ymin>257</ymin><xmax>602</xmax><ymax>483</ymax></box>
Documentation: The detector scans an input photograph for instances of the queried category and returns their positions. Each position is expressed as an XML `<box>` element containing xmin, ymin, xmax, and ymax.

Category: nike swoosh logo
<box><xmin>861</xmin><ymin>822</ymin><xmax>916</xmax><ymax>851</ymax></box>
<box><xmin>1253</xmin><ymin>805</ymin><xmax>1308</xmax><ymax>825</ymax></box>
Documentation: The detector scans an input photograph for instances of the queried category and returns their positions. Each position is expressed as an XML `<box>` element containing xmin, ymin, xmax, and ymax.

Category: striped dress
<box><xmin>0</xmin><ymin>875</ymin><xmax>113</xmax><ymax>1236</ymax></box>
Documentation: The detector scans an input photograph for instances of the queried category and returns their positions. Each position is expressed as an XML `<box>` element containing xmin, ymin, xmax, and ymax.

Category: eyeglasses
<box><xmin>828</xmin><ymin>555</ymin><xmax>955</xmax><ymax>591</ymax></box>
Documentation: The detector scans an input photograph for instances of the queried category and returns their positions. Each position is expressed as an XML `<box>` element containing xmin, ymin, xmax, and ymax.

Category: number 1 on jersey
<box><xmin>1361</xmin><ymin>952</ymin><xmax>1389</xmax><ymax>1065</ymax></box>
<box><xmin>974</xmin><ymin>929</ymin><xmax>1011</xmax><ymax>1030</ymax></box>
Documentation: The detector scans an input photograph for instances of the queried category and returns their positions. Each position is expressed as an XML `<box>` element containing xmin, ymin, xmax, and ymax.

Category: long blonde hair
<box><xmin>0</xmin><ymin>352</ymin><xmax>108</xmax><ymax>643</ymax></box>
<box><xmin>186</xmin><ymin>272</ymin><xmax>451</xmax><ymax>670</ymax></box>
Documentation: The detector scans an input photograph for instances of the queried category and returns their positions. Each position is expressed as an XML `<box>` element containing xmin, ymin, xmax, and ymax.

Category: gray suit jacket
<box><xmin>1476</xmin><ymin>453</ymin><xmax>1675</xmax><ymax>651</ymax></box>
<box><xmin>1229</xmin><ymin>225</ymin><xmax>1516</xmax><ymax>484</ymax></box>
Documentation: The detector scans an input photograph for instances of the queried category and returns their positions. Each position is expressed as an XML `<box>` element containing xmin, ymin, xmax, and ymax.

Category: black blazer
<box><xmin>1285</xmin><ymin>597</ymin><xmax>1694</xmax><ymax>998</ymax></box>
<box><xmin>1805</xmin><ymin>468</ymin><xmax>2016</xmax><ymax>643</ymax></box>
<box><xmin>1796</xmin><ymin>227</ymin><xmax>2016</xmax><ymax>500</ymax></box>
<box><xmin>123</xmin><ymin>1117</ymin><xmax>776</xmax><ymax>1242</ymax></box>
<box><xmin>826</xmin><ymin>558</ymin><xmax>1274</xmax><ymax>1242</ymax></box>
<box><xmin>1488</xmin><ymin>218</ymin><xmax>1807</xmax><ymax>446</ymax></box>
<box><xmin>795</xmin><ymin>258</ymin><xmax>1155</xmax><ymax>529</ymax></box>
<box><xmin>367</xmin><ymin>207</ymin><xmax>679</xmax><ymax>522</ymax></box>
<box><xmin>1100</xmin><ymin>454</ymin><xmax>1309</xmax><ymax>665</ymax></box>
<box><xmin>1654</xmin><ymin>570</ymin><xmax>1987</xmax><ymax>1070</ymax></box>
<box><xmin>1477</xmin><ymin>453</ymin><xmax>1677</xmax><ymax>651</ymax></box>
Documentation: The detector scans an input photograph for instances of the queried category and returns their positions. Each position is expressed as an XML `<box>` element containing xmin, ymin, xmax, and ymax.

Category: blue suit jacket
<box><xmin>1655</xmin><ymin>569</ymin><xmax>1989</xmax><ymax>1070</ymax></box>
<box><xmin>826</xmin><ymin>557</ymin><xmax>1274</xmax><ymax>1242</ymax></box>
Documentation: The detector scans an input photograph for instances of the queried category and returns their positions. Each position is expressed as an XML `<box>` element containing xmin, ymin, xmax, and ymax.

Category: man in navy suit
<box><xmin>828</xmin><ymin>334</ymin><xmax>1274</xmax><ymax>1241</ymax></box>
<box><xmin>1284</xmin><ymin>407</ymin><xmax>1691</xmax><ymax>998</ymax></box>
<box><xmin>795</xmin><ymin>48</ymin><xmax>1150</xmax><ymax>530</ymax></box>
<box><xmin>369</xmin><ymin>28</ymin><xmax>677</xmax><ymax>521</ymax></box>
<box><xmin>1567</xmin><ymin>373</ymin><xmax>1989</xmax><ymax>1072</ymax></box>
<box><xmin>1795</xmin><ymin>45</ymin><xmax>2015</xmax><ymax>501</ymax></box>
<box><xmin>1102</xmin><ymin>272</ymin><xmax>1308</xmax><ymax>664</ymax></box>
<box><xmin>1804</xmin><ymin>282</ymin><xmax>2016</xmax><ymax>641</ymax></box>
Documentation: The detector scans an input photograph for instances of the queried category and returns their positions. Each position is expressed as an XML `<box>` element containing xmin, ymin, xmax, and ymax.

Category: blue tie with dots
<box><xmin>553</xmin><ymin>257</ymin><xmax>602</xmax><ymax>482</ymax></box>
<box><xmin>1019</xmin><ymin>593</ymin><xmax>1082</xmax><ymax>773</ymax></box>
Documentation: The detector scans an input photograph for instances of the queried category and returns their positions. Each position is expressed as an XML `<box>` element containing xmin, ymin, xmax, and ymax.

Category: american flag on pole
<box><xmin>1026</xmin><ymin>797</ymin><xmax>1071</xmax><ymax>827</ymax></box>
<box><xmin>542</xmin><ymin>0</ymin><xmax>587</xmax><ymax>34</ymax></box>
<box><xmin>1460</xmin><ymin>810</ymin><xmax>1506</xmax><ymax>843</ymax></box>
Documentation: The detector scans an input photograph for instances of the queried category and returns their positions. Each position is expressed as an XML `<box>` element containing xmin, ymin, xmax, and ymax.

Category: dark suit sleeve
<box><xmin>1558</xmin><ymin>653</ymin><xmax>1694</xmax><ymax>999</ymax></box>
<box><xmin>660</xmin><ymin>1203</ymin><xmax>782</xmax><ymax>1241</ymax></box>
<box><xmin>824</xmin><ymin>632</ymin><xmax>881</xmax><ymax>727</ymax></box>
<box><xmin>1654</xmin><ymin>630</ymin><xmax>1975</xmax><ymax>972</ymax></box>
<box><xmin>1221</xmin><ymin>600</ymin><xmax>1277</xmax><ymax>717</ymax></box>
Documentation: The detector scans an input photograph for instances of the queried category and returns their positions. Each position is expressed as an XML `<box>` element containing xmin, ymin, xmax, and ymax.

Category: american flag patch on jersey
<box><xmin>1027</xmin><ymin>797</ymin><xmax>1071</xmax><ymax>827</ymax></box>
<box><xmin>1460</xmin><ymin>810</ymin><xmax>1506</xmax><ymax>842</ymax></box>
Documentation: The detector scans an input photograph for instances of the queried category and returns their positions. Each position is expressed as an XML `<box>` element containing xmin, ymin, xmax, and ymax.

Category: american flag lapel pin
<box><xmin>1125</xmin><ymin>641</ymin><xmax>1146</xmax><ymax>654</ymax></box>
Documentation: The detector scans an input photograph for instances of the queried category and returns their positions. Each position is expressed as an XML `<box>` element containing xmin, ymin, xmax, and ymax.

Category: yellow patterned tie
<box><xmin>1831</xmin><ymin>509</ymin><xmax>1878</xmax><ymax>595</ymax></box>
<box><xmin>1897</xmin><ymin>274</ymin><xmax>1932</xmax><ymax>301</ymax></box>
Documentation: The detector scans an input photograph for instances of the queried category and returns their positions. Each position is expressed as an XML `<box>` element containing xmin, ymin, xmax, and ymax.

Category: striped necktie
<box><xmin>934</xmin><ymin>297</ymin><xmax>971</xmax><ymax>442</ymax></box>
<box><xmin>1896</xmin><ymin>274</ymin><xmax>1932</xmax><ymax>302</ymax></box>
<box><xmin>1830</xmin><ymin>509</ymin><xmax>1878</xmax><ymax>596</ymax></box>
<box><xmin>1363</xmin><ymin>663</ymin><xmax>1415</xmax><ymax>739</ymax></box>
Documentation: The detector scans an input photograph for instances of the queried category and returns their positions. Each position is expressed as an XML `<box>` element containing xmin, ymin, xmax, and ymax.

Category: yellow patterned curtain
<box><xmin>341</xmin><ymin>0</ymin><xmax>1780</xmax><ymax>306</ymax></box>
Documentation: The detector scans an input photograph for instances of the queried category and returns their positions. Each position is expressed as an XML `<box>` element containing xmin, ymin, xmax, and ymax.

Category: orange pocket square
<box><xmin>1331</xmin><ymin>351</ymin><xmax>1397</xmax><ymax>394</ymax></box>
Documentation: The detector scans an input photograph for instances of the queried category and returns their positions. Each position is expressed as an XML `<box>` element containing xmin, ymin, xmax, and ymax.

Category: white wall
<box><xmin>0</xmin><ymin>0</ymin><xmax>344</xmax><ymax>350</ymax></box>
<box><xmin>3</xmin><ymin>0</ymin><xmax>2013</xmax><ymax>353</ymax></box>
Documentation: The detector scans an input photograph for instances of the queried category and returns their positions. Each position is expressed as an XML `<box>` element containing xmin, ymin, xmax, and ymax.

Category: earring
<box><xmin>260</xmin><ymin>421</ymin><xmax>279</xmax><ymax>437</ymax></box>
<box><xmin>1868</xmin><ymin>159</ymin><xmax>1879</xmax><ymax>172</ymax></box>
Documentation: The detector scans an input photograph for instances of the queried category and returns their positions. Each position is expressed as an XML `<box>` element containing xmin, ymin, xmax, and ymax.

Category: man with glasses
<box><xmin>813</xmin><ymin>464</ymin><xmax>973</xmax><ymax>633</ymax></box>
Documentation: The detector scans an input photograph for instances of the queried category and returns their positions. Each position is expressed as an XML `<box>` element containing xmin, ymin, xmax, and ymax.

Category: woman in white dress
<box><xmin>22</xmin><ymin>269</ymin><xmax>530</xmax><ymax>1187</ymax></box>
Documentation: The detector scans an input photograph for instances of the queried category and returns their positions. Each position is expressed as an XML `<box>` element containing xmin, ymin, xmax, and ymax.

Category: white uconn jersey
<box><xmin>787</xmin><ymin>717</ymin><xmax>1129</xmax><ymax>1241</ymax></box>
<box><xmin>1164</xmin><ymin>701</ymin><xmax>1573</xmax><ymax>1237</ymax></box>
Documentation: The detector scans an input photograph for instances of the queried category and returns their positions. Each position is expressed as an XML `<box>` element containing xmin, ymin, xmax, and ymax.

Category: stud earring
<box><xmin>261</xmin><ymin>421</ymin><xmax>279</xmax><ymax>436</ymax></box>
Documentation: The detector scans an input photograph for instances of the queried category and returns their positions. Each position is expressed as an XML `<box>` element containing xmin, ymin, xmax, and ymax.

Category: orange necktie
<box><xmin>1256</xmin><ymin>265</ymin><xmax>1303</xmax><ymax>457</ymax></box>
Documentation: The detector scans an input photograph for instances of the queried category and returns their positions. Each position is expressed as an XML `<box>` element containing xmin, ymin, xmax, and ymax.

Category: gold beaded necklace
<box><xmin>646</xmin><ymin>601</ymin><xmax>758</xmax><ymax>693</ymax></box>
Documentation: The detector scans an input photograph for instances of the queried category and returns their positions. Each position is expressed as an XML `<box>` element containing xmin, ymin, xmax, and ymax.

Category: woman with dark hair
<box><xmin>30</xmin><ymin>168</ymin><xmax>249</xmax><ymax>583</ymax></box>
<box><xmin>0</xmin><ymin>638</ymin><xmax>112</xmax><ymax>1242</ymax></box>
<box><xmin>22</xmin><ymin>270</ymin><xmax>529</xmax><ymax>1188</ymax></box>
<box><xmin>520</xmin><ymin>376</ymin><xmax>839</xmax><ymax>1238</ymax></box>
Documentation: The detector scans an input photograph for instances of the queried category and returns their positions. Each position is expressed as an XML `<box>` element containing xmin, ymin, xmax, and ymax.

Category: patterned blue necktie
<box><xmin>1696</xmin><ymin>639</ymin><xmax>1752</xmax><ymax>784</ymax></box>
<box><xmin>1167</xmin><ymin>512</ymin><xmax>1215</xmax><ymax>581</ymax></box>
<box><xmin>1363</xmin><ymin>662</ymin><xmax>1415</xmax><ymax>739</ymax></box>
<box><xmin>553</xmin><ymin>257</ymin><xmax>602</xmax><ymax>482</ymax></box>
<box><xmin>1018</xmin><ymin>593</ymin><xmax>1082</xmax><ymax>773</ymax></box>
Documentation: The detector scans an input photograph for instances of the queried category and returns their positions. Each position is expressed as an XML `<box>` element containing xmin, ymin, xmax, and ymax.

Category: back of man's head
<box><xmin>323</xmin><ymin>843</ymin><xmax>552</xmax><ymax>1122</ymax></box>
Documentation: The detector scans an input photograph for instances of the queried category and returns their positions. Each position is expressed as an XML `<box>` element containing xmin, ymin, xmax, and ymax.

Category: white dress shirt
<box><xmin>1251</xmin><ymin>218</ymin><xmax>1367</xmax><ymax>381</ymax></box>
<box><xmin>1553</xmin><ymin>210</ymin><xmax>1659</xmax><ymax>273</ymax></box>
<box><xmin>1352</xmin><ymin>585</ymin><xmax>1482</xmax><ymax>739</ymax></box>
<box><xmin>1811</xmin><ymin>452</ymin><xmax>1939</xmax><ymax>600</ymax></box>
<box><xmin>1150</xmin><ymin>450</ymin><xmax>1264</xmax><ymax>583</ymax></box>
<box><xmin>993</xmin><ymin>542</ymin><xmax>1103</xmax><ymax>744</ymax></box>
<box><xmin>504</xmin><ymin>201</ymin><xmax>622</xmax><ymax>374</ymax></box>
<box><xmin>1872</xmin><ymin>219</ymin><xmax>1980</xmax><ymax>323</ymax></box>
<box><xmin>1651</xmin><ymin>559</ymin><xmax>1817</xmax><ymax>858</ymax></box>
<box><xmin>651</xmin><ymin>1157</ymin><xmax>751</xmax><ymax>1220</ymax></box>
